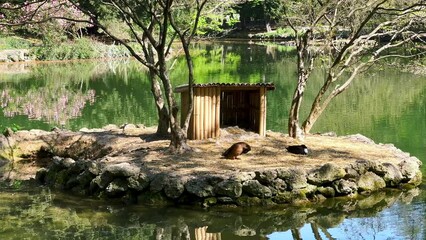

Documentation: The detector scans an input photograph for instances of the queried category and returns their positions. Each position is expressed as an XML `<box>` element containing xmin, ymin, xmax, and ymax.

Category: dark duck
<box><xmin>222</xmin><ymin>142</ymin><xmax>251</xmax><ymax>159</ymax></box>
<box><xmin>286</xmin><ymin>144</ymin><xmax>309</xmax><ymax>155</ymax></box>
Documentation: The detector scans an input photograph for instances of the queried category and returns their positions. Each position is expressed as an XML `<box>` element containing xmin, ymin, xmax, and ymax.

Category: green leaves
<box><xmin>1</xmin><ymin>123</ymin><xmax>21</xmax><ymax>137</ymax></box>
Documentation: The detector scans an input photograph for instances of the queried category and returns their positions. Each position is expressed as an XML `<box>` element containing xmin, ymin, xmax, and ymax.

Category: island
<box><xmin>0</xmin><ymin>125</ymin><xmax>422</xmax><ymax>207</ymax></box>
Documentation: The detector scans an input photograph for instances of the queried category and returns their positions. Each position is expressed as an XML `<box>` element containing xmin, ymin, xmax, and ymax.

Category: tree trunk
<box><xmin>288</xmin><ymin>78</ymin><xmax>306</xmax><ymax>138</ymax></box>
<box><xmin>158</xmin><ymin>65</ymin><xmax>191</xmax><ymax>153</ymax></box>
<box><xmin>302</xmin><ymin>88</ymin><xmax>330</xmax><ymax>134</ymax></box>
<box><xmin>301</xmin><ymin>75</ymin><xmax>332</xmax><ymax>134</ymax></box>
<box><xmin>169</xmin><ymin>120</ymin><xmax>191</xmax><ymax>153</ymax></box>
<box><xmin>302</xmin><ymin>69</ymin><xmax>356</xmax><ymax>134</ymax></box>
<box><xmin>149</xmin><ymin>69</ymin><xmax>169</xmax><ymax>136</ymax></box>
<box><xmin>288</xmin><ymin>31</ymin><xmax>312</xmax><ymax>139</ymax></box>
<box><xmin>157</xmin><ymin>106</ymin><xmax>169</xmax><ymax>135</ymax></box>
<box><xmin>302</xmin><ymin>106</ymin><xmax>321</xmax><ymax>134</ymax></box>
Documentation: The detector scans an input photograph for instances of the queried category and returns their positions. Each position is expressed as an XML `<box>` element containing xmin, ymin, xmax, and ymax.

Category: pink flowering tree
<box><xmin>0</xmin><ymin>0</ymin><xmax>226</xmax><ymax>153</ymax></box>
<box><xmin>0</xmin><ymin>1</ymin><xmax>88</xmax><ymax>40</ymax></box>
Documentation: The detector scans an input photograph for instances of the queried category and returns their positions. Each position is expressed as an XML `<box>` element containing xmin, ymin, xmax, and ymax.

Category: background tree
<box><xmin>234</xmin><ymin>0</ymin><xmax>284</xmax><ymax>32</ymax></box>
<box><xmin>283</xmin><ymin>0</ymin><xmax>426</xmax><ymax>138</ymax></box>
<box><xmin>0</xmin><ymin>0</ymin><xmax>214</xmax><ymax>153</ymax></box>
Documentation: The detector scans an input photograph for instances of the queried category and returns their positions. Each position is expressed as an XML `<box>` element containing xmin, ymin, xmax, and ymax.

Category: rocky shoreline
<box><xmin>0</xmin><ymin>126</ymin><xmax>423</xmax><ymax>207</ymax></box>
<box><xmin>35</xmin><ymin>153</ymin><xmax>422</xmax><ymax>207</ymax></box>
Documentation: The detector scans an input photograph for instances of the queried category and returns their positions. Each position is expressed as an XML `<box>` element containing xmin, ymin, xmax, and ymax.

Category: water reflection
<box><xmin>0</xmin><ymin>60</ymin><xmax>158</xmax><ymax>130</ymax></box>
<box><xmin>0</xmin><ymin>184</ymin><xmax>423</xmax><ymax>239</ymax></box>
<box><xmin>1</xmin><ymin>88</ymin><xmax>95</xmax><ymax>125</ymax></box>
<box><xmin>0</xmin><ymin>43</ymin><xmax>425</xmax><ymax>239</ymax></box>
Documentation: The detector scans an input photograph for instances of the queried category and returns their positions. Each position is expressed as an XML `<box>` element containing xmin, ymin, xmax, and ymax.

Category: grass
<box><xmin>0</xmin><ymin>35</ymin><xmax>131</xmax><ymax>61</ymax></box>
<box><xmin>254</xmin><ymin>27</ymin><xmax>296</xmax><ymax>39</ymax></box>
<box><xmin>0</xmin><ymin>36</ymin><xmax>35</xmax><ymax>50</ymax></box>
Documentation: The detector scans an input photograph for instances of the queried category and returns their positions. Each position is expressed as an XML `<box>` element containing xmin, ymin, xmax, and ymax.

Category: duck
<box><xmin>286</xmin><ymin>144</ymin><xmax>309</xmax><ymax>155</ymax></box>
<box><xmin>222</xmin><ymin>142</ymin><xmax>251</xmax><ymax>159</ymax></box>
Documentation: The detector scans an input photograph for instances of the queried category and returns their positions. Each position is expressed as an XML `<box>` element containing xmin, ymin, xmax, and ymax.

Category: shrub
<box><xmin>32</xmin><ymin>37</ymin><xmax>130</xmax><ymax>61</ymax></box>
<box><xmin>0</xmin><ymin>36</ymin><xmax>33</xmax><ymax>50</ymax></box>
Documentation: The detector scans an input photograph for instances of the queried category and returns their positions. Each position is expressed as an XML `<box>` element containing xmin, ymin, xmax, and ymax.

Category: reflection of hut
<box><xmin>194</xmin><ymin>226</ymin><xmax>222</xmax><ymax>240</ymax></box>
<box><xmin>175</xmin><ymin>83</ymin><xmax>275</xmax><ymax>140</ymax></box>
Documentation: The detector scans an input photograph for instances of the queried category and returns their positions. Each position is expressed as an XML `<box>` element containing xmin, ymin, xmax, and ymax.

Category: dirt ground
<box><xmin>3</xmin><ymin>125</ymin><xmax>411</xmax><ymax>180</ymax></box>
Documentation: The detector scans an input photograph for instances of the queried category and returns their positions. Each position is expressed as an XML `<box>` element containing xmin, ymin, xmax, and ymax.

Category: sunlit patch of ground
<box><xmin>3</xmin><ymin>126</ymin><xmax>411</xmax><ymax>180</ymax></box>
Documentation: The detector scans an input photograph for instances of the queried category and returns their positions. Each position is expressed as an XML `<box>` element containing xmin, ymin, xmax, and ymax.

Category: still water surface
<box><xmin>0</xmin><ymin>42</ymin><xmax>425</xmax><ymax>239</ymax></box>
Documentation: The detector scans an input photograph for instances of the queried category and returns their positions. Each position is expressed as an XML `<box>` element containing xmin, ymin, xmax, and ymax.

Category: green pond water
<box><xmin>0</xmin><ymin>42</ymin><xmax>425</xmax><ymax>239</ymax></box>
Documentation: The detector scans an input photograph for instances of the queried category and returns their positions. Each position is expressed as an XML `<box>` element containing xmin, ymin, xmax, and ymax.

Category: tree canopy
<box><xmin>283</xmin><ymin>0</ymin><xmax>426</xmax><ymax>138</ymax></box>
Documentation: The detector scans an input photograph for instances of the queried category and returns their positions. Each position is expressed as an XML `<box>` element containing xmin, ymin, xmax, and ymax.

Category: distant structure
<box><xmin>175</xmin><ymin>83</ymin><xmax>275</xmax><ymax>140</ymax></box>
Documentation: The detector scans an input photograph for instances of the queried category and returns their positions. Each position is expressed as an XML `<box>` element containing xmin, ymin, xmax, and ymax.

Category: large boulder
<box><xmin>215</xmin><ymin>179</ymin><xmax>243</xmax><ymax>198</ymax></box>
<box><xmin>185</xmin><ymin>176</ymin><xmax>217</xmax><ymax>198</ymax></box>
<box><xmin>128</xmin><ymin>172</ymin><xmax>150</xmax><ymax>192</ymax></box>
<box><xmin>150</xmin><ymin>173</ymin><xmax>168</xmax><ymax>193</ymax></box>
<box><xmin>269</xmin><ymin>178</ymin><xmax>287</xmax><ymax>194</ymax></box>
<box><xmin>164</xmin><ymin>177</ymin><xmax>186</xmax><ymax>199</ymax></box>
<box><xmin>307</xmin><ymin>163</ymin><xmax>346</xmax><ymax>185</ymax></box>
<box><xmin>242</xmin><ymin>180</ymin><xmax>272</xmax><ymax>198</ymax></box>
<box><xmin>94</xmin><ymin>162</ymin><xmax>140</xmax><ymax>190</ymax></box>
<box><xmin>346</xmin><ymin>159</ymin><xmax>377</xmax><ymax>178</ymax></box>
<box><xmin>357</xmin><ymin>172</ymin><xmax>386</xmax><ymax>192</ymax></box>
<box><xmin>373</xmin><ymin>163</ymin><xmax>402</xmax><ymax>187</ymax></box>
<box><xmin>333</xmin><ymin>179</ymin><xmax>358</xmax><ymax>195</ymax></box>
<box><xmin>255</xmin><ymin>170</ymin><xmax>277</xmax><ymax>184</ymax></box>
<box><xmin>103</xmin><ymin>162</ymin><xmax>140</xmax><ymax>178</ymax></box>
<box><xmin>277</xmin><ymin>168</ymin><xmax>307</xmax><ymax>190</ymax></box>
<box><xmin>399</xmin><ymin>157</ymin><xmax>422</xmax><ymax>180</ymax></box>
<box><xmin>106</xmin><ymin>178</ymin><xmax>128</xmax><ymax>197</ymax></box>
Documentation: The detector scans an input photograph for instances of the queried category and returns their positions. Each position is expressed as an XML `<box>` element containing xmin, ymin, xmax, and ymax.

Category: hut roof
<box><xmin>175</xmin><ymin>82</ymin><xmax>275</xmax><ymax>93</ymax></box>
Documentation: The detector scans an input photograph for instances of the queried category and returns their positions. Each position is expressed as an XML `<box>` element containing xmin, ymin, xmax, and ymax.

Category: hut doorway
<box><xmin>220</xmin><ymin>90</ymin><xmax>260</xmax><ymax>132</ymax></box>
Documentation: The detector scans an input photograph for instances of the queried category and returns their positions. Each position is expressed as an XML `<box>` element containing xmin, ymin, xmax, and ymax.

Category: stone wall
<box><xmin>0</xmin><ymin>49</ymin><xmax>31</xmax><ymax>62</ymax></box>
<box><xmin>36</xmin><ymin>154</ymin><xmax>422</xmax><ymax>207</ymax></box>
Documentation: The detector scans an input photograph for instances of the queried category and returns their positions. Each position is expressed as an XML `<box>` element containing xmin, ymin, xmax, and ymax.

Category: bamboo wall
<box><xmin>186</xmin><ymin>86</ymin><xmax>221</xmax><ymax>140</ymax></box>
<box><xmin>181</xmin><ymin>86</ymin><xmax>269</xmax><ymax>140</ymax></box>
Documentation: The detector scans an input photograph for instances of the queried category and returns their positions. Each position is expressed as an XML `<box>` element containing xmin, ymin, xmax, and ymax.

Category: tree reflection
<box><xmin>0</xmin><ymin>60</ymin><xmax>134</xmax><ymax>128</ymax></box>
<box><xmin>1</xmin><ymin>88</ymin><xmax>95</xmax><ymax>125</ymax></box>
<box><xmin>0</xmin><ymin>186</ymin><xmax>423</xmax><ymax>240</ymax></box>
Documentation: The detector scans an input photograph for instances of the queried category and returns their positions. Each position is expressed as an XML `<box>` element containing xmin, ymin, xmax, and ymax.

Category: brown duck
<box><xmin>222</xmin><ymin>142</ymin><xmax>251</xmax><ymax>159</ymax></box>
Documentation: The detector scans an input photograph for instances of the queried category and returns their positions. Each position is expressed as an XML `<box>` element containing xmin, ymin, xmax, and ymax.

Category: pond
<box><xmin>0</xmin><ymin>42</ymin><xmax>425</xmax><ymax>239</ymax></box>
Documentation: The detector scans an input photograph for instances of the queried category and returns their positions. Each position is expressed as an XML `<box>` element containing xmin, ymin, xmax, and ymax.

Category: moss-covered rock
<box><xmin>215</xmin><ymin>179</ymin><xmax>243</xmax><ymax>198</ymax></box>
<box><xmin>242</xmin><ymin>180</ymin><xmax>272</xmax><ymax>198</ymax></box>
<box><xmin>164</xmin><ymin>177</ymin><xmax>186</xmax><ymax>199</ymax></box>
<box><xmin>236</xmin><ymin>196</ymin><xmax>262</xmax><ymax>206</ymax></box>
<box><xmin>357</xmin><ymin>172</ymin><xmax>386</xmax><ymax>193</ymax></box>
<box><xmin>105</xmin><ymin>178</ymin><xmax>128</xmax><ymax>197</ymax></box>
<box><xmin>277</xmin><ymin>168</ymin><xmax>307</xmax><ymax>190</ymax></box>
<box><xmin>308</xmin><ymin>163</ymin><xmax>346</xmax><ymax>185</ymax></box>
<box><xmin>317</xmin><ymin>186</ymin><xmax>335</xmax><ymax>198</ymax></box>
<box><xmin>137</xmin><ymin>191</ymin><xmax>172</xmax><ymax>206</ymax></box>
<box><xmin>203</xmin><ymin>197</ymin><xmax>218</xmax><ymax>207</ymax></box>
<box><xmin>272</xmin><ymin>192</ymin><xmax>292</xmax><ymax>204</ymax></box>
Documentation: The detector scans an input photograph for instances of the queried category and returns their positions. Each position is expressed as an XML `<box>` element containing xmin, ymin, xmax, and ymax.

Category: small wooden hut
<box><xmin>175</xmin><ymin>83</ymin><xmax>275</xmax><ymax>140</ymax></box>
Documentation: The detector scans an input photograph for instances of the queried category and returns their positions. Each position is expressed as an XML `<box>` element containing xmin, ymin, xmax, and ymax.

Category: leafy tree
<box><xmin>0</xmin><ymin>0</ymin><xmax>212</xmax><ymax>153</ymax></box>
<box><xmin>235</xmin><ymin>0</ymin><xmax>284</xmax><ymax>31</ymax></box>
<box><xmin>283</xmin><ymin>0</ymin><xmax>426</xmax><ymax>138</ymax></box>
